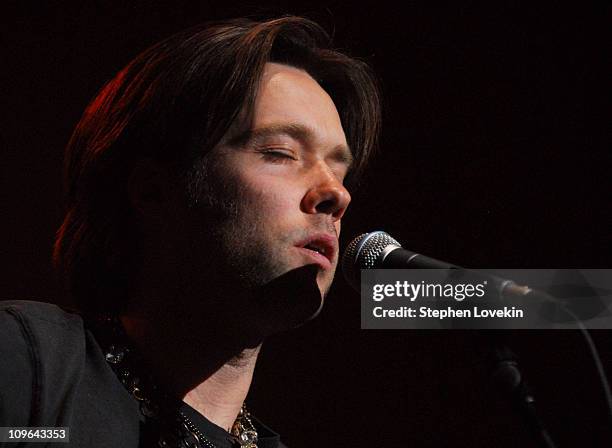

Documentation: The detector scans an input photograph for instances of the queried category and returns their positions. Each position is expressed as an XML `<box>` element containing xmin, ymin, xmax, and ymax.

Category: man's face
<box><xmin>188</xmin><ymin>63</ymin><xmax>352</xmax><ymax>300</ymax></box>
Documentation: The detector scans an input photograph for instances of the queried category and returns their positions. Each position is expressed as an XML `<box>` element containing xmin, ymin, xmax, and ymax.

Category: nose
<box><xmin>301</xmin><ymin>163</ymin><xmax>352</xmax><ymax>221</ymax></box>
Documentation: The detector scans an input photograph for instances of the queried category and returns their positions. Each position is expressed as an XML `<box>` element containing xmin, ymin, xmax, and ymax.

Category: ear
<box><xmin>127</xmin><ymin>158</ymin><xmax>175</xmax><ymax>219</ymax></box>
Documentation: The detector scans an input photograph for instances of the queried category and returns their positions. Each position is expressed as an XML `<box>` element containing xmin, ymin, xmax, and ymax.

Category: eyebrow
<box><xmin>228</xmin><ymin>122</ymin><xmax>354</xmax><ymax>170</ymax></box>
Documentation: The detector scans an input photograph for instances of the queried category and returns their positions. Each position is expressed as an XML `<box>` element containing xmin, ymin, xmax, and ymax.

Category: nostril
<box><xmin>315</xmin><ymin>199</ymin><xmax>336</xmax><ymax>214</ymax></box>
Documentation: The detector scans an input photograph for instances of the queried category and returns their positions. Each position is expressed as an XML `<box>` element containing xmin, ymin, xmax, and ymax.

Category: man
<box><xmin>0</xmin><ymin>16</ymin><xmax>380</xmax><ymax>447</ymax></box>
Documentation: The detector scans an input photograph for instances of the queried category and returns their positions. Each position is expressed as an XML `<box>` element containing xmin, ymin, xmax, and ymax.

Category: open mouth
<box><xmin>296</xmin><ymin>234</ymin><xmax>337</xmax><ymax>269</ymax></box>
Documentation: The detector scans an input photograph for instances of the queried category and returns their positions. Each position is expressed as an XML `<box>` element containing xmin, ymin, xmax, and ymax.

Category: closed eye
<box><xmin>259</xmin><ymin>149</ymin><xmax>297</xmax><ymax>163</ymax></box>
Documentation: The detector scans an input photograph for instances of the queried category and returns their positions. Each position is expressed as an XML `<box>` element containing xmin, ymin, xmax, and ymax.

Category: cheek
<box><xmin>237</xmin><ymin>173</ymin><xmax>302</xmax><ymax>220</ymax></box>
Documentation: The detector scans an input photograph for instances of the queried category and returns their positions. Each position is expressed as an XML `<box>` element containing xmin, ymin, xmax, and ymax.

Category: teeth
<box><xmin>306</xmin><ymin>244</ymin><xmax>323</xmax><ymax>254</ymax></box>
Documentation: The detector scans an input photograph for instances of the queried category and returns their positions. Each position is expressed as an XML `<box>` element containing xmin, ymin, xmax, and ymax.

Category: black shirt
<box><xmin>0</xmin><ymin>300</ymin><xmax>286</xmax><ymax>447</ymax></box>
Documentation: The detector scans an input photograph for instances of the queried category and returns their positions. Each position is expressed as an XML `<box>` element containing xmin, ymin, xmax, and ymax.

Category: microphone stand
<box><xmin>488</xmin><ymin>341</ymin><xmax>558</xmax><ymax>448</ymax></box>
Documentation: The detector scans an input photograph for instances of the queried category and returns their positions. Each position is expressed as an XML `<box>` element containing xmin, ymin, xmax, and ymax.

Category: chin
<box><xmin>316</xmin><ymin>273</ymin><xmax>334</xmax><ymax>299</ymax></box>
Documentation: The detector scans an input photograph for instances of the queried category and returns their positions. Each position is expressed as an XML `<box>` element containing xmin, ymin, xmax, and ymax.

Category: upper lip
<box><xmin>295</xmin><ymin>233</ymin><xmax>338</xmax><ymax>264</ymax></box>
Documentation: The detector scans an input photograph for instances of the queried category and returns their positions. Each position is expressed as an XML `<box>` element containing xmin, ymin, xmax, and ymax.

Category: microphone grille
<box><xmin>342</xmin><ymin>231</ymin><xmax>401</xmax><ymax>290</ymax></box>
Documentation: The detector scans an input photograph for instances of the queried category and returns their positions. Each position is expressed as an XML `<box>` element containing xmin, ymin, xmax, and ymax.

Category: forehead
<box><xmin>251</xmin><ymin>63</ymin><xmax>347</xmax><ymax>145</ymax></box>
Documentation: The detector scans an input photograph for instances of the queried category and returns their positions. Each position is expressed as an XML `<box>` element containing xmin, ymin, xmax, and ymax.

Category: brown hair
<box><xmin>53</xmin><ymin>16</ymin><xmax>382</xmax><ymax>313</ymax></box>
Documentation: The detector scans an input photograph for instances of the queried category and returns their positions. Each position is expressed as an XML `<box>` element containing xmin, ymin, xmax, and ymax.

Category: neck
<box><xmin>183</xmin><ymin>346</ymin><xmax>260</xmax><ymax>431</ymax></box>
<box><xmin>119</xmin><ymin>287</ymin><xmax>264</xmax><ymax>432</ymax></box>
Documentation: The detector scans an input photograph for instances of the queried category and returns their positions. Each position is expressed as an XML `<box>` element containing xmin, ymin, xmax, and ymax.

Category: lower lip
<box><xmin>297</xmin><ymin>247</ymin><xmax>333</xmax><ymax>270</ymax></box>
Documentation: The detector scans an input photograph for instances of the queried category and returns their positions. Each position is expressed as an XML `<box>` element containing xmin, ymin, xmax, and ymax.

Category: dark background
<box><xmin>2</xmin><ymin>2</ymin><xmax>611</xmax><ymax>447</ymax></box>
